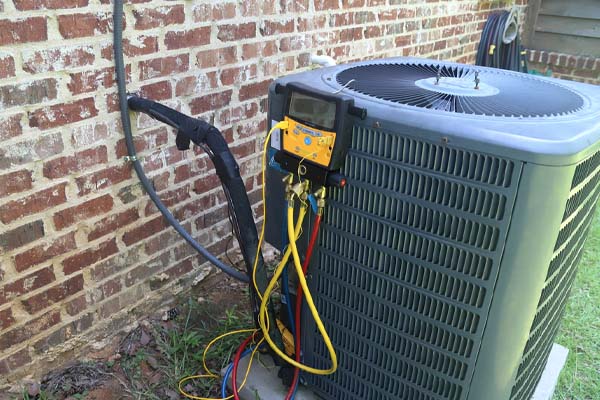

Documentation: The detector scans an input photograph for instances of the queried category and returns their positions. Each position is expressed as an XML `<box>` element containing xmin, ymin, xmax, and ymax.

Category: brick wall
<box><xmin>527</xmin><ymin>50</ymin><xmax>600</xmax><ymax>85</ymax></box>
<box><xmin>0</xmin><ymin>0</ymin><xmax>524</xmax><ymax>384</ymax></box>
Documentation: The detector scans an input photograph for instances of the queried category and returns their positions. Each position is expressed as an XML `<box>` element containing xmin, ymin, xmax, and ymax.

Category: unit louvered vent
<box><xmin>303</xmin><ymin>126</ymin><xmax>523</xmax><ymax>400</ymax></box>
<box><xmin>510</xmin><ymin>149</ymin><xmax>600</xmax><ymax>400</ymax></box>
<box><xmin>336</xmin><ymin>63</ymin><xmax>585</xmax><ymax>117</ymax></box>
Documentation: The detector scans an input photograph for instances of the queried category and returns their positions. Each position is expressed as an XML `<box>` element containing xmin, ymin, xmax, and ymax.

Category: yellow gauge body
<box><xmin>282</xmin><ymin>116</ymin><xmax>337</xmax><ymax>167</ymax></box>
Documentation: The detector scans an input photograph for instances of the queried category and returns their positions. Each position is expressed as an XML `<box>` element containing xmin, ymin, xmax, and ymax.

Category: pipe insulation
<box><xmin>113</xmin><ymin>0</ymin><xmax>251</xmax><ymax>283</ymax></box>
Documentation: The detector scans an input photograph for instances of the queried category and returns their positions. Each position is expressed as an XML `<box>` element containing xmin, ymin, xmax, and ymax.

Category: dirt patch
<box><xmin>16</xmin><ymin>271</ymin><xmax>255</xmax><ymax>400</ymax></box>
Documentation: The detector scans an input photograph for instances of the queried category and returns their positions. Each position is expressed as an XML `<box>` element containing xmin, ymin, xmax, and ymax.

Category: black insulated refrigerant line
<box><xmin>113</xmin><ymin>0</ymin><xmax>265</xmax><ymax>286</ymax></box>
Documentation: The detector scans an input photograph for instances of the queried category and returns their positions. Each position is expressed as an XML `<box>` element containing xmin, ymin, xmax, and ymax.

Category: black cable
<box><xmin>113</xmin><ymin>0</ymin><xmax>248</xmax><ymax>282</ymax></box>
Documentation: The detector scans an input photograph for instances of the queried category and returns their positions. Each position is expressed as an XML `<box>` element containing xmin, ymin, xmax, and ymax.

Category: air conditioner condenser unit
<box><xmin>264</xmin><ymin>58</ymin><xmax>600</xmax><ymax>400</ymax></box>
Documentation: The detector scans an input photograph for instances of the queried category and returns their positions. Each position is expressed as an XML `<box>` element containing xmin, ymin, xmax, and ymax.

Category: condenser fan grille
<box><xmin>336</xmin><ymin>63</ymin><xmax>585</xmax><ymax>117</ymax></box>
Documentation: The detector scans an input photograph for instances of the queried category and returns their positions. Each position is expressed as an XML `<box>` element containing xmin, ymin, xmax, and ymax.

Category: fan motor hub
<box><xmin>415</xmin><ymin>76</ymin><xmax>500</xmax><ymax>97</ymax></box>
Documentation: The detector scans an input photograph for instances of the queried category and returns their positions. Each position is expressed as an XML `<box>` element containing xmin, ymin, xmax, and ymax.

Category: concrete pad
<box><xmin>224</xmin><ymin>343</ymin><xmax>569</xmax><ymax>400</ymax></box>
<box><xmin>531</xmin><ymin>344</ymin><xmax>569</xmax><ymax>400</ymax></box>
<box><xmin>223</xmin><ymin>353</ymin><xmax>318</xmax><ymax>400</ymax></box>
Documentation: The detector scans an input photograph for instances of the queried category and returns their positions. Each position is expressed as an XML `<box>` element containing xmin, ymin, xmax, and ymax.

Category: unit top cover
<box><xmin>271</xmin><ymin>58</ymin><xmax>600</xmax><ymax>165</ymax></box>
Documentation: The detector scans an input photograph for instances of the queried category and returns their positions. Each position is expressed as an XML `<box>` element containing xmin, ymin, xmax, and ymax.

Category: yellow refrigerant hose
<box><xmin>258</xmin><ymin>195</ymin><xmax>338</xmax><ymax>375</ymax></box>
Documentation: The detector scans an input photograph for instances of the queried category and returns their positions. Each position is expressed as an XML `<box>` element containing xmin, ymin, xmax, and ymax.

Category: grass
<box><xmin>117</xmin><ymin>298</ymin><xmax>253</xmax><ymax>400</ymax></box>
<box><xmin>553</xmin><ymin>207</ymin><xmax>600</xmax><ymax>400</ymax></box>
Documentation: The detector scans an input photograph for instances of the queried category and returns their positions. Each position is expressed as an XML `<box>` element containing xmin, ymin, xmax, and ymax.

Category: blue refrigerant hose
<box><xmin>222</xmin><ymin>348</ymin><xmax>254</xmax><ymax>398</ymax></box>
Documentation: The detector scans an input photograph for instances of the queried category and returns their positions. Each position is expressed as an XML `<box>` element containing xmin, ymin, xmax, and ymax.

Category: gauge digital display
<box><xmin>288</xmin><ymin>91</ymin><xmax>337</xmax><ymax>131</ymax></box>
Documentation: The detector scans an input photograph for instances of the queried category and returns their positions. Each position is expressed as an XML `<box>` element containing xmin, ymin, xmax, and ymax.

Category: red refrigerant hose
<box><xmin>232</xmin><ymin>333</ymin><xmax>257</xmax><ymax>400</ymax></box>
<box><xmin>285</xmin><ymin>213</ymin><xmax>322</xmax><ymax>400</ymax></box>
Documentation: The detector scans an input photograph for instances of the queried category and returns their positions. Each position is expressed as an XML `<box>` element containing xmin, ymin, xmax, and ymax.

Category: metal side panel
<box><xmin>509</xmin><ymin>148</ymin><xmax>600</xmax><ymax>400</ymax></box>
<box><xmin>301</xmin><ymin>125</ymin><xmax>523</xmax><ymax>400</ymax></box>
<box><xmin>466</xmin><ymin>163</ymin><xmax>575</xmax><ymax>400</ymax></box>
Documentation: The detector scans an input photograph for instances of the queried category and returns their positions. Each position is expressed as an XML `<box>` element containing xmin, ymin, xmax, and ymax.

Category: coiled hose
<box><xmin>476</xmin><ymin>10</ymin><xmax>528</xmax><ymax>73</ymax></box>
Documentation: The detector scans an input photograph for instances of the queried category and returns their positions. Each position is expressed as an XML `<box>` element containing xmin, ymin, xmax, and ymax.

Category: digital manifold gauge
<box><xmin>273</xmin><ymin>82</ymin><xmax>367</xmax><ymax>187</ymax></box>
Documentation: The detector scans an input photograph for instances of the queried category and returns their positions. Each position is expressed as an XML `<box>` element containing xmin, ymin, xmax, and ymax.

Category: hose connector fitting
<box><xmin>314</xmin><ymin>186</ymin><xmax>326</xmax><ymax>215</ymax></box>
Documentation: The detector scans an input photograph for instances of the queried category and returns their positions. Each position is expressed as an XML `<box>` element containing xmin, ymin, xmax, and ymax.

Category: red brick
<box><xmin>21</xmin><ymin>274</ymin><xmax>84</xmax><ymax>314</ymax></box>
<box><xmin>218</xmin><ymin>23</ymin><xmax>256</xmax><ymax>42</ymax></box>
<box><xmin>150</xmin><ymin>258</ymin><xmax>193</xmax><ymax>290</ymax></box>
<box><xmin>29</xmin><ymin>98</ymin><xmax>98</xmax><ymax>130</ymax></box>
<box><xmin>297</xmin><ymin>15</ymin><xmax>327</xmax><ymax>31</ymax></box>
<box><xmin>395</xmin><ymin>35</ymin><xmax>412</xmax><ymax>47</ymax></box>
<box><xmin>140</xmin><ymin>80</ymin><xmax>172</xmax><ymax>101</ymax></box>
<box><xmin>124</xmin><ymin>252</ymin><xmax>169</xmax><ymax>287</ymax></box>
<box><xmin>133</xmin><ymin>5</ymin><xmax>185</xmax><ymax>29</ymax></box>
<box><xmin>190</xmin><ymin>90</ymin><xmax>233</xmax><ymax>114</ymax></box>
<box><xmin>315</xmin><ymin>0</ymin><xmax>339</xmax><ymax>10</ymax></box>
<box><xmin>281</xmin><ymin>0</ymin><xmax>309</xmax><ymax>12</ymax></box>
<box><xmin>23</xmin><ymin>45</ymin><xmax>95</xmax><ymax>74</ymax></box>
<box><xmin>102</xmin><ymin>36</ymin><xmax>159</xmax><ymax>60</ymax></box>
<box><xmin>173</xmin><ymin>195</ymin><xmax>214</xmax><ymax>222</ymax></box>
<box><xmin>0</xmin><ymin>221</ymin><xmax>44</xmax><ymax>252</ymax></box>
<box><xmin>220</xmin><ymin>65</ymin><xmax>258</xmax><ymax>86</ymax></box>
<box><xmin>148</xmin><ymin>172</ymin><xmax>168</xmax><ymax>195</ymax></box>
<box><xmin>75</xmin><ymin>163</ymin><xmax>133</xmax><ymax>196</ymax></box>
<box><xmin>0</xmin><ymin>114</ymin><xmax>22</xmax><ymax>141</ymax></box>
<box><xmin>124</xmin><ymin>35</ymin><xmax>159</xmax><ymax>56</ymax></box>
<box><xmin>364</xmin><ymin>25</ymin><xmax>382</xmax><ymax>39</ymax></box>
<box><xmin>339</xmin><ymin>27</ymin><xmax>362</xmax><ymax>42</ymax></box>
<box><xmin>58</xmin><ymin>12</ymin><xmax>119</xmax><ymax>39</ymax></box>
<box><xmin>175</xmin><ymin>72</ymin><xmax>218</xmax><ymax>96</ymax></box>
<box><xmin>230</xmin><ymin>102</ymin><xmax>259</xmax><ymax>126</ymax></box>
<box><xmin>0</xmin><ymin>17</ymin><xmax>47</xmax><ymax>46</ymax></box>
<box><xmin>97</xmin><ymin>278</ymin><xmax>122</xmax><ymax>301</ymax></box>
<box><xmin>174</xmin><ymin>164</ymin><xmax>192</xmax><ymax>184</ymax></box>
<box><xmin>139</xmin><ymin>54</ymin><xmax>189</xmax><ymax>80</ymax></box>
<box><xmin>0</xmin><ymin>79</ymin><xmax>58</xmax><ymax>110</ymax></box>
<box><xmin>239</xmin><ymin>79</ymin><xmax>272</xmax><ymax>102</ymax></box>
<box><xmin>3</xmin><ymin>348</ymin><xmax>32</xmax><ymax>371</ymax></box>
<box><xmin>115</xmin><ymin>126</ymin><xmax>169</xmax><ymax>158</ymax></box>
<box><xmin>88</xmin><ymin>208</ymin><xmax>139</xmax><ymax>241</ymax></box>
<box><xmin>230</xmin><ymin>140</ymin><xmax>256</xmax><ymax>159</ymax></box>
<box><xmin>164</xmin><ymin>145</ymin><xmax>185</xmax><ymax>166</ymax></box>
<box><xmin>33</xmin><ymin>312</ymin><xmax>93</xmax><ymax>352</ymax></box>
<box><xmin>192</xmin><ymin>4</ymin><xmax>212</xmax><ymax>22</ymax></box>
<box><xmin>0</xmin><ymin>310</ymin><xmax>60</xmax><ymax>352</ymax></box>
<box><xmin>0</xmin><ymin>267</ymin><xmax>56</xmax><ymax>306</ymax></box>
<box><xmin>71</xmin><ymin>122</ymin><xmax>112</xmax><ymax>149</ymax></box>
<box><xmin>14</xmin><ymin>0</ymin><xmax>87</xmax><ymax>10</ymax></box>
<box><xmin>260</xmin><ymin>19</ymin><xmax>294</xmax><ymax>36</ymax></box>
<box><xmin>14</xmin><ymin>232</ymin><xmax>77</xmax><ymax>272</ymax></box>
<box><xmin>197</xmin><ymin>46</ymin><xmax>237</xmax><ymax>68</ymax></box>
<box><xmin>0</xmin><ymin>183</ymin><xmax>67</xmax><ymax>224</ymax></box>
<box><xmin>212</xmin><ymin>2</ymin><xmax>237</xmax><ymax>20</ymax></box>
<box><xmin>0</xmin><ymin>170</ymin><xmax>32</xmax><ymax>197</ymax></box>
<box><xmin>53</xmin><ymin>194</ymin><xmax>113</xmax><ymax>230</ymax></box>
<box><xmin>434</xmin><ymin>40</ymin><xmax>447</xmax><ymax>51</ymax></box>
<box><xmin>0</xmin><ymin>308</ymin><xmax>15</xmax><ymax>331</ymax></box>
<box><xmin>193</xmin><ymin>174</ymin><xmax>220</xmax><ymax>194</ymax></box>
<box><xmin>68</xmin><ymin>66</ymin><xmax>130</xmax><ymax>95</ymax></box>
<box><xmin>63</xmin><ymin>238</ymin><xmax>119</xmax><ymax>275</ymax></box>
<box><xmin>65</xmin><ymin>295</ymin><xmax>86</xmax><ymax>316</ymax></box>
<box><xmin>122</xmin><ymin>216</ymin><xmax>167</xmax><ymax>246</ymax></box>
<box><xmin>145</xmin><ymin>185</ymin><xmax>191</xmax><ymax>215</ymax></box>
<box><xmin>43</xmin><ymin>146</ymin><xmax>107</xmax><ymax>179</ymax></box>
<box><xmin>165</xmin><ymin>27</ymin><xmax>211</xmax><ymax>50</ymax></box>
<box><xmin>0</xmin><ymin>54</ymin><xmax>15</xmax><ymax>79</ymax></box>
<box><xmin>342</xmin><ymin>0</ymin><xmax>364</xmax><ymax>6</ymax></box>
